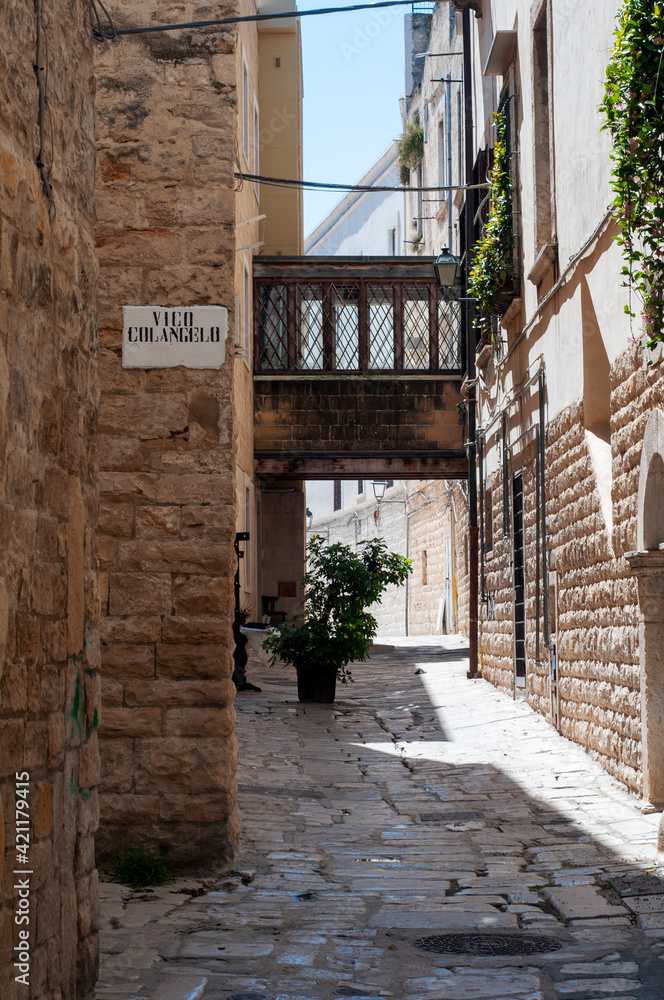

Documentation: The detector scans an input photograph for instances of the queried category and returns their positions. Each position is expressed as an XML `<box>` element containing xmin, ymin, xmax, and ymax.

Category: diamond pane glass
<box><xmin>331</xmin><ymin>285</ymin><xmax>359</xmax><ymax>370</ymax></box>
<box><xmin>438</xmin><ymin>294</ymin><xmax>462</xmax><ymax>369</ymax></box>
<box><xmin>368</xmin><ymin>286</ymin><xmax>394</xmax><ymax>369</ymax></box>
<box><xmin>258</xmin><ymin>284</ymin><xmax>289</xmax><ymax>370</ymax></box>
<box><xmin>296</xmin><ymin>285</ymin><xmax>323</xmax><ymax>370</ymax></box>
<box><xmin>403</xmin><ymin>285</ymin><xmax>430</xmax><ymax>370</ymax></box>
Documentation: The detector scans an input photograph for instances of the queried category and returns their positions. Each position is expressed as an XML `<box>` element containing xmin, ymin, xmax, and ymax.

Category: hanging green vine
<box><xmin>601</xmin><ymin>0</ymin><xmax>664</xmax><ymax>350</ymax></box>
<box><xmin>468</xmin><ymin>108</ymin><xmax>514</xmax><ymax>333</ymax></box>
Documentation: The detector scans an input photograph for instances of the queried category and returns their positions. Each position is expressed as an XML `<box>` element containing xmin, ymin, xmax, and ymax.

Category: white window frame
<box><xmin>234</xmin><ymin>290</ymin><xmax>242</xmax><ymax>352</ymax></box>
<box><xmin>241</xmin><ymin>50</ymin><xmax>250</xmax><ymax>163</ymax></box>
<box><xmin>253</xmin><ymin>97</ymin><xmax>260</xmax><ymax>201</ymax></box>
<box><xmin>243</xmin><ymin>261</ymin><xmax>252</xmax><ymax>366</ymax></box>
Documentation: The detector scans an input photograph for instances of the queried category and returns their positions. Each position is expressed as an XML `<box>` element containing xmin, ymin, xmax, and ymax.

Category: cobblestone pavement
<box><xmin>96</xmin><ymin>638</ymin><xmax>664</xmax><ymax>1000</ymax></box>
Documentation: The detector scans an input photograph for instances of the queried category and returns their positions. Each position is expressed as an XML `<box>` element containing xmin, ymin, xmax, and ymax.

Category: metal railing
<box><xmin>254</xmin><ymin>265</ymin><xmax>463</xmax><ymax>376</ymax></box>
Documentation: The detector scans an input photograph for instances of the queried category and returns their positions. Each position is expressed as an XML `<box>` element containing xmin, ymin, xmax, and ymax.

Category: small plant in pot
<box><xmin>262</xmin><ymin>535</ymin><xmax>411</xmax><ymax>703</ymax></box>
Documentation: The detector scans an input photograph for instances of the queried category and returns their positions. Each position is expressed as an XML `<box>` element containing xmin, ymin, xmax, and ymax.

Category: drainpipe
<box><xmin>478</xmin><ymin>429</ymin><xmax>485</xmax><ymax>601</ymax></box>
<box><xmin>405</xmin><ymin>483</ymin><xmax>410</xmax><ymax>637</ymax></box>
<box><xmin>462</xmin><ymin>9</ymin><xmax>480</xmax><ymax>679</ymax></box>
<box><xmin>446</xmin><ymin>73</ymin><xmax>453</xmax><ymax>250</ymax></box>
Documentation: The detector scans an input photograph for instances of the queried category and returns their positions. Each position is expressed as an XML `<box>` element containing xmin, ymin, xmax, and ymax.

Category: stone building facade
<box><xmin>407</xmin><ymin>0</ymin><xmax>664</xmax><ymax>806</ymax></box>
<box><xmin>93</xmin><ymin>0</ymin><xmax>243</xmax><ymax>865</ymax></box>
<box><xmin>91</xmin><ymin>0</ymin><xmax>303</xmax><ymax>863</ymax></box>
<box><xmin>0</xmin><ymin>4</ymin><xmax>100</xmax><ymax>999</ymax></box>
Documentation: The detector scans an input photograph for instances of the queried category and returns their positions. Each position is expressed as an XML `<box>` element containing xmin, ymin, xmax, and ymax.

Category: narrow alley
<box><xmin>96</xmin><ymin>639</ymin><xmax>664</xmax><ymax>1000</ymax></box>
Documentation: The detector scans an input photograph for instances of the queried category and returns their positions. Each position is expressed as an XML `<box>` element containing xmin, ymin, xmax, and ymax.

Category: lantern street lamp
<box><xmin>371</xmin><ymin>480</ymin><xmax>389</xmax><ymax>502</ymax></box>
<box><xmin>433</xmin><ymin>246</ymin><xmax>459</xmax><ymax>288</ymax></box>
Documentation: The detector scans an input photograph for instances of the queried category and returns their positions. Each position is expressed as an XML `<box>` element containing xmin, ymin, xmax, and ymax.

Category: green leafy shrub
<box><xmin>601</xmin><ymin>0</ymin><xmax>664</xmax><ymax>350</ymax></box>
<box><xmin>398</xmin><ymin>116</ymin><xmax>424</xmax><ymax>175</ymax></box>
<box><xmin>263</xmin><ymin>536</ymin><xmax>411</xmax><ymax>683</ymax></box>
<box><xmin>111</xmin><ymin>847</ymin><xmax>174</xmax><ymax>889</ymax></box>
<box><xmin>468</xmin><ymin>108</ymin><xmax>514</xmax><ymax>334</ymax></box>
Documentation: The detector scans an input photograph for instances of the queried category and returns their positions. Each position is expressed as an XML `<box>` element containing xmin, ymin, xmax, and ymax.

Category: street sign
<box><xmin>122</xmin><ymin>305</ymin><xmax>228</xmax><ymax>369</ymax></box>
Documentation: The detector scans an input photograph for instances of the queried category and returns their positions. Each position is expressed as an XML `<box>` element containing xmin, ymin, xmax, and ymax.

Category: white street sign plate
<box><xmin>122</xmin><ymin>306</ymin><xmax>228</xmax><ymax>369</ymax></box>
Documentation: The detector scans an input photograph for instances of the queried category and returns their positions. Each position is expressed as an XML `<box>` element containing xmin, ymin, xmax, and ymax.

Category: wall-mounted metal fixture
<box><xmin>433</xmin><ymin>247</ymin><xmax>460</xmax><ymax>288</ymax></box>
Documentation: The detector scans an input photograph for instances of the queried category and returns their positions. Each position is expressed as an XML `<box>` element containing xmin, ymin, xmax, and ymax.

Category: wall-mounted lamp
<box><xmin>433</xmin><ymin>247</ymin><xmax>460</xmax><ymax>288</ymax></box>
<box><xmin>372</xmin><ymin>480</ymin><xmax>389</xmax><ymax>502</ymax></box>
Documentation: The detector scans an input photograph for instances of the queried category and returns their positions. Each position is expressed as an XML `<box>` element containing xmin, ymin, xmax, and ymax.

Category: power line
<box><xmin>235</xmin><ymin>171</ymin><xmax>489</xmax><ymax>193</ymax></box>
<box><xmin>93</xmin><ymin>0</ymin><xmax>437</xmax><ymax>38</ymax></box>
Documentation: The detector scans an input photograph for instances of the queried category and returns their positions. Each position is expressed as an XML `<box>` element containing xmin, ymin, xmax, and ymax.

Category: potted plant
<box><xmin>237</xmin><ymin>605</ymin><xmax>252</xmax><ymax>626</ymax></box>
<box><xmin>262</xmin><ymin>535</ymin><xmax>411</xmax><ymax>703</ymax></box>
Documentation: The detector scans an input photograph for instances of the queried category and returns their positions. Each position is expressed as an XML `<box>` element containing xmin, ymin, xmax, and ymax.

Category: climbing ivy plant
<box><xmin>468</xmin><ymin>107</ymin><xmax>514</xmax><ymax>334</ymax></box>
<box><xmin>601</xmin><ymin>0</ymin><xmax>664</xmax><ymax>350</ymax></box>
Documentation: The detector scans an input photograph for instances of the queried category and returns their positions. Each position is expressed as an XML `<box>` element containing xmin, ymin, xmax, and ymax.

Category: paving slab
<box><xmin>543</xmin><ymin>886</ymin><xmax>629</xmax><ymax>921</ymax></box>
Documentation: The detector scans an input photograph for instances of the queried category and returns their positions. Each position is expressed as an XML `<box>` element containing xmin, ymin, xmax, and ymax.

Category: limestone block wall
<box><xmin>0</xmin><ymin>4</ymin><xmax>99</xmax><ymax>998</ymax></box>
<box><xmin>408</xmin><ymin>481</ymin><xmax>468</xmax><ymax>636</ymax></box>
<box><xmin>254</xmin><ymin>378</ymin><xmax>465</xmax><ymax>455</ymax></box>
<box><xmin>479</xmin><ymin>347</ymin><xmax>664</xmax><ymax>795</ymax></box>
<box><xmin>93</xmin><ymin>3</ymin><xmax>241</xmax><ymax>864</ymax></box>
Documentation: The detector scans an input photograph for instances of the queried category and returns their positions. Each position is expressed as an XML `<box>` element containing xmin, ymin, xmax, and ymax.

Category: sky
<box><xmin>298</xmin><ymin>0</ymin><xmax>407</xmax><ymax>236</ymax></box>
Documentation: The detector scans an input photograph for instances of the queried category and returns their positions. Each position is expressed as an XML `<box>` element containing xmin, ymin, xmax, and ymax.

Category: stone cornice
<box><xmin>625</xmin><ymin>549</ymin><xmax>664</xmax><ymax>573</ymax></box>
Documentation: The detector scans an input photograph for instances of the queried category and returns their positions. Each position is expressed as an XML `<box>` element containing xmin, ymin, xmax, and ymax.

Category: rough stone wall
<box><xmin>408</xmin><ymin>480</ymin><xmax>468</xmax><ymax>636</ymax></box>
<box><xmin>254</xmin><ymin>378</ymin><xmax>465</xmax><ymax>454</ymax></box>
<box><xmin>453</xmin><ymin>486</ymin><xmax>470</xmax><ymax>636</ymax></box>
<box><xmin>0</xmin><ymin>3</ymin><xmax>99</xmax><ymax>998</ymax></box>
<box><xmin>479</xmin><ymin>347</ymin><xmax>664</xmax><ymax>795</ymax></box>
<box><xmin>93</xmin><ymin>3</ymin><xmax>240</xmax><ymax>864</ymax></box>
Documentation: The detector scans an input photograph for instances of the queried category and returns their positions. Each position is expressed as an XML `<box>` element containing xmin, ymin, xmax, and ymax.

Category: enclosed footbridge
<box><xmin>253</xmin><ymin>256</ymin><xmax>468</xmax><ymax>481</ymax></box>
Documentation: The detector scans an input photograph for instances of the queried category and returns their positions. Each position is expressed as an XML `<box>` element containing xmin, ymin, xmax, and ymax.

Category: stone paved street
<box><xmin>95</xmin><ymin>639</ymin><xmax>664</xmax><ymax>1000</ymax></box>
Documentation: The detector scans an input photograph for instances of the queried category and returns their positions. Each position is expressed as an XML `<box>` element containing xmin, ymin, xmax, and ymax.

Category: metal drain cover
<box><xmin>333</xmin><ymin>990</ymin><xmax>381</xmax><ymax>997</ymax></box>
<box><xmin>414</xmin><ymin>932</ymin><xmax>563</xmax><ymax>956</ymax></box>
<box><xmin>227</xmin><ymin>994</ymin><xmax>268</xmax><ymax>1000</ymax></box>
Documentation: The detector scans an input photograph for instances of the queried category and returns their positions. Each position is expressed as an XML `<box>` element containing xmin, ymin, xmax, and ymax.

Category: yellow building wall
<box><xmin>257</xmin><ymin>8</ymin><xmax>303</xmax><ymax>255</ymax></box>
<box><xmin>234</xmin><ymin>0</ymin><xmax>304</xmax><ymax>619</ymax></box>
<box><xmin>235</xmin><ymin>1</ymin><xmax>262</xmax><ymax>618</ymax></box>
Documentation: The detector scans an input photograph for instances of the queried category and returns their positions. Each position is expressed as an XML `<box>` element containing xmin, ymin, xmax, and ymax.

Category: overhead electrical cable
<box><xmin>92</xmin><ymin>0</ymin><xmax>440</xmax><ymax>38</ymax></box>
<box><xmin>235</xmin><ymin>171</ymin><xmax>489</xmax><ymax>193</ymax></box>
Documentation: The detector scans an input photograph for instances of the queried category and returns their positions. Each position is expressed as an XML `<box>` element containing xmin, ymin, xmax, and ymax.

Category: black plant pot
<box><xmin>296</xmin><ymin>666</ymin><xmax>338</xmax><ymax>704</ymax></box>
